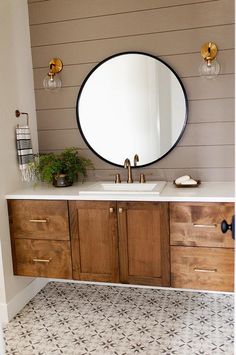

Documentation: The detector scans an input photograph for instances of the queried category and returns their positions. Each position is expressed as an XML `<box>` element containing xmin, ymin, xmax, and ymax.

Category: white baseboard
<box><xmin>0</xmin><ymin>305</ymin><xmax>8</xmax><ymax>325</ymax></box>
<box><xmin>0</xmin><ymin>278</ymin><xmax>49</xmax><ymax>324</ymax></box>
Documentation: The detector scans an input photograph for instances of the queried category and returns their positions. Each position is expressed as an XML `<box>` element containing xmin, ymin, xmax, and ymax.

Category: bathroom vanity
<box><xmin>6</xmin><ymin>182</ymin><xmax>234</xmax><ymax>292</ymax></box>
<box><xmin>6</xmin><ymin>52</ymin><xmax>234</xmax><ymax>293</ymax></box>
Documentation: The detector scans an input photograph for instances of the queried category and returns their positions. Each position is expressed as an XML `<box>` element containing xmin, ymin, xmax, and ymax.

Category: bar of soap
<box><xmin>175</xmin><ymin>175</ymin><xmax>190</xmax><ymax>184</ymax></box>
<box><xmin>180</xmin><ymin>178</ymin><xmax>197</xmax><ymax>185</ymax></box>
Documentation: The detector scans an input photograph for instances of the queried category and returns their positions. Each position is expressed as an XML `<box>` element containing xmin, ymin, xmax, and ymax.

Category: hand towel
<box><xmin>16</xmin><ymin>125</ymin><xmax>34</xmax><ymax>182</ymax></box>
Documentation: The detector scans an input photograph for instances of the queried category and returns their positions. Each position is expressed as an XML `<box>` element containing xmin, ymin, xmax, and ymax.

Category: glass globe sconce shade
<box><xmin>43</xmin><ymin>74</ymin><xmax>62</xmax><ymax>92</ymax></box>
<box><xmin>199</xmin><ymin>59</ymin><xmax>220</xmax><ymax>78</ymax></box>
<box><xmin>43</xmin><ymin>58</ymin><xmax>63</xmax><ymax>92</ymax></box>
<box><xmin>199</xmin><ymin>42</ymin><xmax>220</xmax><ymax>79</ymax></box>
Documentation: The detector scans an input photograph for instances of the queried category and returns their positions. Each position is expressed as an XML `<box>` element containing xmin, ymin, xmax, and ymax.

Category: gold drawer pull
<box><xmin>118</xmin><ymin>208</ymin><xmax>123</xmax><ymax>214</ymax></box>
<box><xmin>194</xmin><ymin>268</ymin><xmax>217</xmax><ymax>273</ymax></box>
<box><xmin>109</xmin><ymin>207</ymin><xmax>114</xmax><ymax>213</ymax></box>
<box><xmin>193</xmin><ymin>223</ymin><xmax>217</xmax><ymax>228</ymax></box>
<box><xmin>29</xmin><ymin>219</ymin><xmax>48</xmax><ymax>223</ymax></box>
<box><xmin>32</xmin><ymin>258</ymin><xmax>51</xmax><ymax>263</ymax></box>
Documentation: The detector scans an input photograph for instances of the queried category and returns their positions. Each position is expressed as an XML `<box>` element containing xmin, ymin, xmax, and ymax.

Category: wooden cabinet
<box><xmin>7</xmin><ymin>199</ymin><xmax>234</xmax><ymax>292</ymax></box>
<box><xmin>13</xmin><ymin>239</ymin><xmax>72</xmax><ymax>279</ymax></box>
<box><xmin>69</xmin><ymin>201</ymin><xmax>119</xmax><ymax>283</ymax></box>
<box><xmin>170</xmin><ymin>202</ymin><xmax>234</xmax><ymax>248</ymax></box>
<box><xmin>69</xmin><ymin>201</ymin><xmax>170</xmax><ymax>286</ymax></box>
<box><xmin>8</xmin><ymin>200</ymin><xmax>72</xmax><ymax>279</ymax></box>
<box><xmin>170</xmin><ymin>202</ymin><xmax>234</xmax><ymax>291</ymax></box>
<box><xmin>171</xmin><ymin>246</ymin><xmax>234</xmax><ymax>292</ymax></box>
<box><xmin>118</xmin><ymin>202</ymin><xmax>170</xmax><ymax>286</ymax></box>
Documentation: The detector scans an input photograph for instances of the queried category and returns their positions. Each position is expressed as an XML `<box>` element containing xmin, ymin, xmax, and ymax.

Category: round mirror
<box><xmin>76</xmin><ymin>52</ymin><xmax>188</xmax><ymax>167</ymax></box>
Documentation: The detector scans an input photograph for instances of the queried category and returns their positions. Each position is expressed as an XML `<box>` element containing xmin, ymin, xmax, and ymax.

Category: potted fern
<box><xmin>31</xmin><ymin>147</ymin><xmax>93</xmax><ymax>187</ymax></box>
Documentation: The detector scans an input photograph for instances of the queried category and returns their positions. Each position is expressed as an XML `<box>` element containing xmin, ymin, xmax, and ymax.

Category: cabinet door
<box><xmin>69</xmin><ymin>201</ymin><xmax>119</xmax><ymax>282</ymax></box>
<box><xmin>118</xmin><ymin>202</ymin><xmax>170</xmax><ymax>286</ymax></box>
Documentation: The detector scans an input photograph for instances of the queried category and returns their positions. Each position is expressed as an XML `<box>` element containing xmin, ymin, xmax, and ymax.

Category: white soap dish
<box><xmin>173</xmin><ymin>179</ymin><xmax>201</xmax><ymax>188</ymax></box>
<box><xmin>173</xmin><ymin>175</ymin><xmax>201</xmax><ymax>188</ymax></box>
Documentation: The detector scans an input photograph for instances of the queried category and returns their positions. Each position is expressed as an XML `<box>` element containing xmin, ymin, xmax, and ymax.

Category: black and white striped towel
<box><xmin>16</xmin><ymin>125</ymin><xmax>34</xmax><ymax>182</ymax></box>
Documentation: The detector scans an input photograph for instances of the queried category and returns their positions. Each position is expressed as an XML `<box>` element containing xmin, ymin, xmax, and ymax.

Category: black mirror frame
<box><xmin>76</xmin><ymin>51</ymin><xmax>188</xmax><ymax>168</ymax></box>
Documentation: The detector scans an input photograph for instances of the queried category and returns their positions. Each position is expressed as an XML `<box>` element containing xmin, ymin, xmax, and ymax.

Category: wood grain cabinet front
<box><xmin>170</xmin><ymin>202</ymin><xmax>234</xmax><ymax>248</ymax></box>
<box><xmin>69</xmin><ymin>201</ymin><xmax>119</xmax><ymax>283</ymax></box>
<box><xmin>13</xmin><ymin>239</ymin><xmax>72</xmax><ymax>279</ymax></box>
<box><xmin>170</xmin><ymin>202</ymin><xmax>234</xmax><ymax>292</ymax></box>
<box><xmin>8</xmin><ymin>200</ymin><xmax>72</xmax><ymax>279</ymax></box>
<box><xmin>8</xmin><ymin>200</ymin><xmax>70</xmax><ymax>240</ymax></box>
<box><xmin>118</xmin><ymin>202</ymin><xmax>170</xmax><ymax>287</ymax></box>
<box><xmin>8</xmin><ymin>199</ymin><xmax>233</xmax><ymax>291</ymax></box>
<box><xmin>171</xmin><ymin>246</ymin><xmax>234</xmax><ymax>292</ymax></box>
<box><xmin>69</xmin><ymin>201</ymin><xmax>170</xmax><ymax>286</ymax></box>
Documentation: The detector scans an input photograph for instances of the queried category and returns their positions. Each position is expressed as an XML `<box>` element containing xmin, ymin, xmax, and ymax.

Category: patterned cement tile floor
<box><xmin>3</xmin><ymin>282</ymin><xmax>234</xmax><ymax>355</ymax></box>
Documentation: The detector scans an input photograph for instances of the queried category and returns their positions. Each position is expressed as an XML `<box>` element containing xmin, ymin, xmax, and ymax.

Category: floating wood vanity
<box><xmin>6</xmin><ymin>182</ymin><xmax>234</xmax><ymax>292</ymax></box>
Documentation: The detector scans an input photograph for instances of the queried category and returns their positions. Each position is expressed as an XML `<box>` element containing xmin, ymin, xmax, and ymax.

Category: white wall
<box><xmin>0</xmin><ymin>0</ymin><xmax>46</xmax><ymax>324</ymax></box>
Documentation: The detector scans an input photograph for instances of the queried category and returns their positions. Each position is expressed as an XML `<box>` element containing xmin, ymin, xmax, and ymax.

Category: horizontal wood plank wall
<box><xmin>28</xmin><ymin>0</ymin><xmax>234</xmax><ymax>181</ymax></box>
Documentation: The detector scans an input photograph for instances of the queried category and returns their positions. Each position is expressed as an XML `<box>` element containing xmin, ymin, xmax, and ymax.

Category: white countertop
<box><xmin>5</xmin><ymin>181</ymin><xmax>235</xmax><ymax>202</ymax></box>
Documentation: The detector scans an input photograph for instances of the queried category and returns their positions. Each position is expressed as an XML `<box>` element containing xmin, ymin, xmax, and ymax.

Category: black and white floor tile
<box><xmin>3</xmin><ymin>282</ymin><xmax>234</xmax><ymax>354</ymax></box>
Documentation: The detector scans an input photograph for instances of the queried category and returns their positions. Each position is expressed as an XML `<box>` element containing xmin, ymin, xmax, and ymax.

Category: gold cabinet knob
<box><xmin>118</xmin><ymin>208</ymin><xmax>123</xmax><ymax>214</ymax></box>
<box><xmin>109</xmin><ymin>207</ymin><xmax>114</xmax><ymax>213</ymax></box>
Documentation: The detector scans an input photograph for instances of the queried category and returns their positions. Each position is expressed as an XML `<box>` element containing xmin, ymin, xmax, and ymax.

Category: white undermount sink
<box><xmin>79</xmin><ymin>181</ymin><xmax>166</xmax><ymax>195</ymax></box>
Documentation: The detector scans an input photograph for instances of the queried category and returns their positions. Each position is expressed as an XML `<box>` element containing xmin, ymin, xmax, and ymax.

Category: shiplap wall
<box><xmin>28</xmin><ymin>0</ymin><xmax>234</xmax><ymax>182</ymax></box>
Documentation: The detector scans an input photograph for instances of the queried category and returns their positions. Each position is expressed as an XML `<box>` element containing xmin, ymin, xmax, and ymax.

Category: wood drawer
<box><xmin>8</xmin><ymin>200</ymin><xmax>70</xmax><ymax>240</ymax></box>
<box><xmin>13</xmin><ymin>239</ymin><xmax>72</xmax><ymax>279</ymax></box>
<box><xmin>170</xmin><ymin>202</ymin><xmax>234</xmax><ymax>248</ymax></box>
<box><xmin>171</xmin><ymin>246</ymin><xmax>234</xmax><ymax>292</ymax></box>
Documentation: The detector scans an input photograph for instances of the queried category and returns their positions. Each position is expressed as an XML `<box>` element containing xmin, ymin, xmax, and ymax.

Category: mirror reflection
<box><xmin>77</xmin><ymin>52</ymin><xmax>188</xmax><ymax>167</ymax></box>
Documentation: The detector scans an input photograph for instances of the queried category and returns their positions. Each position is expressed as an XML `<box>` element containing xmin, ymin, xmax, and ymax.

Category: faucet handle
<box><xmin>124</xmin><ymin>158</ymin><xmax>130</xmax><ymax>167</ymax></box>
<box><xmin>134</xmin><ymin>154</ymin><xmax>139</xmax><ymax>166</ymax></box>
<box><xmin>139</xmin><ymin>173</ymin><xmax>146</xmax><ymax>183</ymax></box>
<box><xmin>115</xmin><ymin>173</ymin><xmax>121</xmax><ymax>183</ymax></box>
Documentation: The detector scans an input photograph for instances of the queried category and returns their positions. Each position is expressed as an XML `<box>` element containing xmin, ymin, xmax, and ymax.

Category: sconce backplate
<box><xmin>200</xmin><ymin>42</ymin><xmax>218</xmax><ymax>61</ymax></box>
<box><xmin>49</xmin><ymin>58</ymin><xmax>63</xmax><ymax>74</ymax></box>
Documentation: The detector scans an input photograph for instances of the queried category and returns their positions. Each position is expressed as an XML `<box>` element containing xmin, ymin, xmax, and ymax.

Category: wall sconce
<box><xmin>43</xmin><ymin>58</ymin><xmax>63</xmax><ymax>92</ymax></box>
<box><xmin>199</xmin><ymin>42</ymin><xmax>220</xmax><ymax>78</ymax></box>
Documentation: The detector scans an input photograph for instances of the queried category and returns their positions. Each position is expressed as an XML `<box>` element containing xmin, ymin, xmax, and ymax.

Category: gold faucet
<box><xmin>124</xmin><ymin>158</ymin><xmax>133</xmax><ymax>183</ymax></box>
